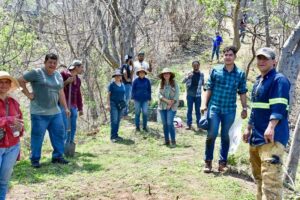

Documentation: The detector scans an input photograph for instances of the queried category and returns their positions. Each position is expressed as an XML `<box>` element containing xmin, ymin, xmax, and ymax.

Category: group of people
<box><xmin>108</xmin><ymin>45</ymin><xmax>291</xmax><ymax>200</ymax></box>
<box><xmin>107</xmin><ymin>51</ymin><xmax>179</xmax><ymax>147</ymax></box>
<box><xmin>0</xmin><ymin>54</ymin><xmax>84</xmax><ymax>199</ymax></box>
<box><xmin>0</xmin><ymin>43</ymin><xmax>291</xmax><ymax>199</ymax></box>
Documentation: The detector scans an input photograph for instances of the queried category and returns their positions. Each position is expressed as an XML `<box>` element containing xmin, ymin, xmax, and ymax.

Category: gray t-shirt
<box><xmin>23</xmin><ymin>67</ymin><xmax>63</xmax><ymax>115</ymax></box>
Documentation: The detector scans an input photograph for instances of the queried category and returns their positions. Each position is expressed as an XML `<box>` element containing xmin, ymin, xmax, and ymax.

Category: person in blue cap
<box><xmin>243</xmin><ymin>47</ymin><xmax>290</xmax><ymax>200</ymax></box>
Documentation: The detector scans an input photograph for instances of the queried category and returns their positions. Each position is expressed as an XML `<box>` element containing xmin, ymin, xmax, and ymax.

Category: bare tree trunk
<box><xmin>263</xmin><ymin>0</ymin><xmax>271</xmax><ymax>47</ymax></box>
<box><xmin>277</xmin><ymin>20</ymin><xmax>300</xmax><ymax>185</ymax></box>
<box><xmin>285</xmin><ymin>113</ymin><xmax>300</xmax><ymax>185</ymax></box>
<box><xmin>277</xmin><ymin>21</ymin><xmax>300</xmax><ymax>108</ymax></box>
<box><xmin>233</xmin><ymin>0</ymin><xmax>241</xmax><ymax>51</ymax></box>
<box><xmin>298</xmin><ymin>0</ymin><xmax>300</xmax><ymax>18</ymax></box>
<box><xmin>245</xmin><ymin>24</ymin><xmax>258</xmax><ymax>79</ymax></box>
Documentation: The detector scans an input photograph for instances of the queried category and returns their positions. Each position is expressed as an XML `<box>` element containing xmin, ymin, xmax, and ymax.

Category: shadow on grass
<box><xmin>115</xmin><ymin>138</ymin><xmax>135</xmax><ymax>145</ymax></box>
<box><xmin>144</xmin><ymin>127</ymin><xmax>163</xmax><ymax>139</ymax></box>
<box><xmin>11</xmin><ymin>152</ymin><xmax>102</xmax><ymax>184</ymax></box>
<box><xmin>222</xmin><ymin>167</ymin><xmax>254</xmax><ymax>183</ymax></box>
<box><xmin>208</xmin><ymin>167</ymin><xmax>254</xmax><ymax>183</ymax></box>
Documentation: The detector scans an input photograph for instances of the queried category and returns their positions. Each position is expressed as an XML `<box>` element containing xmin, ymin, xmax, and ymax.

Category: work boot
<box><xmin>203</xmin><ymin>160</ymin><xmax>212</xmax><ymax>173</ymax></box>
<box><xmin>218</xmin><ymin>161</ymin><xmax>228</xmax><ymax>172</ymax></box>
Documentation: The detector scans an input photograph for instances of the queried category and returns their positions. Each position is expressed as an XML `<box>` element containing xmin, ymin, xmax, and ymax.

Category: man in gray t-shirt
<box><xmin>18</xmin><ymin>53</ymin><xmax>70</xmax><ymax>168</ymax></box>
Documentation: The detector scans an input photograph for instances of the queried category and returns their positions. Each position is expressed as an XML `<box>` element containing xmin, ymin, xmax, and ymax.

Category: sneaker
<box><xmin>196</xmin><ymin>127</ymin><xmax>205</xmax><ymax>132</ymax></box>
<box><xmin>170</xmin><ymin>141</ymin><xmax>176</xmax><ymax>148</ymax></box>
<box><xmin>123</xmin><ymin>115</ymin><xmax>130</xmax><ymax>120</ymax></box>
<box><xmin>164</xmin><ymin>140</ymin><xmax>170</xmax><ymax>146</ymax></box>
<box><xmin>52</xmin><ymin>157</ymin><xmax>69</xmax><ymax>165</ymax></box>
<box><xmin>203</xmin><ymin>160</ymin><xmax>212</xmax><ymax>173</ymax></box>
<box><xmin>185</xmin><ymin>125</ymin><xmax>192</xmax><ymax>130</ymax></box>
<box><xmin>31</xmin><ymin>161</ymin><xmax>41</xmax><ymax>168</ymax></box>
<box><xmin>116</xmin><ymin>136</ymin><xmax>124</xmax><ymax>141</ymax></box>
<box><xmin>111</xmin><ymin>138</ymin><xmax>118</xmax><ymax>143</ymax></box>
<box><xmin>218</xmin><ymin>162</ymin><xmax>228</xmax><ymax>172</ymax></box>
<box><xmin>143</xmin><ymin>127</ymin><xmax>149</xmax><ymax>133</ymax></box>
<box><xmin>135</xmin><ymin>127</ymin><xmax>141</xmax><ymax>132</ymax></box>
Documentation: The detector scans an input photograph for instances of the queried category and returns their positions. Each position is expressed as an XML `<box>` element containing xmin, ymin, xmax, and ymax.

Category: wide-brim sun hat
<box><xmin>136</xmin><ymin>67</ymin><xmax>148</xmax><ymax>76</ymax></box>
<box><xmin>0</xmin><ymin>71</ymin><xmax>20</xmax><ymax>92</ymax></box>
<box><xmin>112</xmin><ymin>69</ymin><xmax>122</xmax><ymax>78</ymax></box>
<box><xmin>158</xmin><ymin>68</ymin><xmax>175</xmax><ymax>79</ymax></box>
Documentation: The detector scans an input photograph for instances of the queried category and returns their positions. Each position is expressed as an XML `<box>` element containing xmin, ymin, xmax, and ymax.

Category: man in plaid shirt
<box><xmin>201</xmin><ymin>46</ymin><xmax>248</xmax><ymax>173</ymax></box>
<box><xmin>182</xmin><ymin>61</ymin><xmax>204</xmax><ymax>131</ymax></box>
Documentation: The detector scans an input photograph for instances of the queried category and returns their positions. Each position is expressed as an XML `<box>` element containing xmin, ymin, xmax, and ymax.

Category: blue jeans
<box><xmin>0</xmin><ymin>143</ymin><xmax>20</xmax><ymax>200</ymax></box>
<box><xmin>211</xmin><ymin>45</ymin><xmax>220</xmax><ymax>61</ymax></box>
<box><xmin>159</xmin><ymin>110</ymin><xmax>176</xmax><ymax>142</ymax></box>
<box><xmin>186</xmin><ymin>95</ymin><xmax>201</xmax><ymax>127</ymax></box>
<box><xmin>30</xmin><ymin>113</ymin><xmax>65</xmax><ymax>162</ymax></box>
<box><xmin>61</xmin><ymin>106</ymin><xmax>78</xmax><ymax>143</ymax></box>
<box><xmin>205</xmin><ymin>106</ymin><xmax>236</xmax><ymax>162</ymax></box>
<box><xmin>124</xmin><ymin>84</ymin><xmax>132</xmax><ymax>116</ymax></box>
<box><xmin>110</xmin><ymin>102</ymin><xmax>122</xmax><ymax>139</ymax></box>
<box><xmin>134</xmin><ymin>100</ymin><xmax>148</xmax><ymax>129</ymax></box>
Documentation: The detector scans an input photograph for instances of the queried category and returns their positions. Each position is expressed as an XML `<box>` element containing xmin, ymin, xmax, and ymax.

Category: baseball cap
<box><xmin>68</xmin><ymin>60</ymin><xmax>82</xmax><ymax>70</ymax></box>
<box><xmin>256</xmin><ymin>47</ymin><xmax>276</xmax><ymax>60</ymax></box>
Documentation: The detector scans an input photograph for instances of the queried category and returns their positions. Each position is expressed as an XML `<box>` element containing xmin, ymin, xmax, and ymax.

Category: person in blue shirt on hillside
<box><xmin>202</xmin><ymin>46</ymin><xmax>248</xmax><ymax>173</ymax></box>
<box><xmin>132</xmin><ymin>68</ymin><xmax>151</xmax><ymax>132</ymax></box>
<box><xmin>211</xmin><ymin>31</ymin><xmax>223</xmax><ymax>63</ymax></box>
<box><xmin>243</xmin><ymin>47</ymin><xmax>290</xmax><ymax>200</ymax></box>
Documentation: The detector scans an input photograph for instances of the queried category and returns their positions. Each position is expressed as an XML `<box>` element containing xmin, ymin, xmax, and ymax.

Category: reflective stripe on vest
<box><xmin>251</xmin><ymin>98</ymin><xmax>289</xmax><ymax>111</ymax></box>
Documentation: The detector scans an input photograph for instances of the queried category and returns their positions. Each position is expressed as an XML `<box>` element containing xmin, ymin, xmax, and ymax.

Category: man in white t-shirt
<box><xmin>133</xmin><ymin>51</ymin><xmax>152</xmax><ymax>80</ymax></box>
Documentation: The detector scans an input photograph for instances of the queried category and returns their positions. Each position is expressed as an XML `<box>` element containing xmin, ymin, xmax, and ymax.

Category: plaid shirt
<box><xmin>206</xmin><ymin>64</ymin><xmax>248</xmax><ymax>113</ymax></box>
<box><xmin>182</xmin><ymin>71</ymin><xmax>204</xmax><ymax>97</ymax></box>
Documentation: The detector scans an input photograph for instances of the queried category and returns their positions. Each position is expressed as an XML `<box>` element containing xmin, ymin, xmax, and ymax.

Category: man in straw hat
<box><xmin>132</xmin><ymin>67</ymin><xmax>151</xmax><ymax>132</ymax></box>
<box><xmin>243</xmin><ymin>47</ymin><xmax>290</xmax><ymax>199</ymax></box>
<box><xmin>18</xmin><ymin>53</ymin><xmax>70</xmax><ymax>168</ymax></box>
<box><xmin>0</xmin><ymin>71</ymin><xmax>24</xmax><ymax>199</ymax></box>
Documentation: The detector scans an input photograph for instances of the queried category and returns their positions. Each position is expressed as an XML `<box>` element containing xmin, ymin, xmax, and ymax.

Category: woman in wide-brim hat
<box><xmin>0</xmin><ymin>71</ymin><xmax>24</xmax><ymax>199</ymax></box>
<box><xmin>107</xmin><ymin>69</ymin><xmax>126</xmax><ymax>142</ymax></box>
<box><xmin>132</xmin><ymin>67</ymin><xmax>151</xmax><ymax>132</ymax></box>
<box><xmin>157</xmin><ymin>68</ymin><xmax>180</xmax><ymax>148</ymax></box>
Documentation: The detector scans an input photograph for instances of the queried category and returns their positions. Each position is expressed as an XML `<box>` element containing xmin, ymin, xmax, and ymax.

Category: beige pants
<box><xmin>249</xmin><ymin>142</ymin><xmax>285</xmax><ymax>200</ymax></box>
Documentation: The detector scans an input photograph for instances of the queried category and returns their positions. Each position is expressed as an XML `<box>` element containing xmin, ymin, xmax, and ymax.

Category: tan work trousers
<box><xmin>249</xmin><ymin>142</ymin><xmax>285</xmax><ymax>200</ymax></box>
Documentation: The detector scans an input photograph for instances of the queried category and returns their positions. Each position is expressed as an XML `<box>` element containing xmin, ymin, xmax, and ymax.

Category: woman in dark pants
<box><xmin>107</xmin><ymin>70</ymin><xmax>126</xmax><ymax>142</ymax></box>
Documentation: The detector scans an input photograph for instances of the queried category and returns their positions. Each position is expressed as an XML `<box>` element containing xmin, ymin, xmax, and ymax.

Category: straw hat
<box><xmin>136</xmin><ymin>67</ymin><xmax>148</xmax><ymax>76</ymax></box>
<box><xmin>112</xmin><ymin>69</ymin><xmax>122</xmax><ymax>78</ymax></box>
<box><xmin>0</xmin><ymin>71</ymin><xmax>20</xmax><ymax>92</ymax></box>
<box><xmin>158</xmin><ymin>68</ymin><xmax>175</xmax><ymax>79</ymax></box>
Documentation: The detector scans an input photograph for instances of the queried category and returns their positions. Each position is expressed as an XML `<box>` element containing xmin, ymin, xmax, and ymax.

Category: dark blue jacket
<box><xmin>249</xmin><ymin>69</ymin><xmax>290</xmax><ymax>146</ymax></box>
<box><xmin>132</xmin><ymin>77</ymin><xmax>151</xmax><ymax>102</ymax></box>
